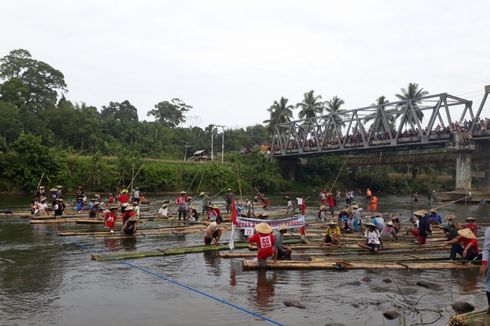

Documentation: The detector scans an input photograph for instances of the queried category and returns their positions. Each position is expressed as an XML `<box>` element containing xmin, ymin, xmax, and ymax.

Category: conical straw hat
<box><xmin>457</xmin><ymin>228</ymin><xmax>476</xmax><ymax>240</ymax></box>
<box><xmin>255</xmin><ymin>222</ymin><xmax>272</xmax><ymax>234</ymax></box>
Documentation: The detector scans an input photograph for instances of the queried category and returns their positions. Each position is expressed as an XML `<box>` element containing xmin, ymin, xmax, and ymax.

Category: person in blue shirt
<box><xmin>428</xmin><ymin>209</ymin><xmax>442</xmax><ymax>225</ymax></box>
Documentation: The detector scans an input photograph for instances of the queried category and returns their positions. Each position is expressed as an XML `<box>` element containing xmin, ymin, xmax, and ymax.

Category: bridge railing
<box><xmin>272</xmin><ymin>89</ymin><xmax>490</xmax><ymax>157</ymax></box>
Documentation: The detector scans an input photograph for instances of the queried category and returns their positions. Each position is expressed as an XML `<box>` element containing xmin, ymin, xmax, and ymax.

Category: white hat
<box><xmin>255</xmin><ymin>222</ymin><xmax>272</xmax><ymax>234</ymax></box>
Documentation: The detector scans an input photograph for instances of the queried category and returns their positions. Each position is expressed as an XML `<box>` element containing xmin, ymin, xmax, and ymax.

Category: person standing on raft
<box><xmin>104</xmin><ymin>206</ymin><xmax>118</xmax><ymax>233</ymax></box>
<box><xmin>121</xmin><ymin>213</ymin><xmax>137</xmax><ymax>236</ymax></box>
<box><xmin>224</xmin><ymin>188</ymin><xmax>235</xmax><ymax>213</ymax></box>
<box><xmin>480</xmin><ymin>226</ymin><xmax>490</xmax><ymax>314</ymax></box>
<box><xmin>274</xmin><ymin>224</ymin><xmax>292</xmax><ymax>260</ymax></box>
<box><xmin>176</xmin><ymin>191</ymin><xmax>190</xmax><ymax>222</ymax></box>
<box><xmin>248</xmin><ymin>222</ymin><xmax>276</xmax><ymax>267</ymax></box>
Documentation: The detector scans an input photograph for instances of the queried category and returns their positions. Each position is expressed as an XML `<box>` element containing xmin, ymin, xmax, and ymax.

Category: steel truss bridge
<box><xmin>271</xmin><ymin>86</ymin><xmax>490</xmax><ymax>158</ymax></box>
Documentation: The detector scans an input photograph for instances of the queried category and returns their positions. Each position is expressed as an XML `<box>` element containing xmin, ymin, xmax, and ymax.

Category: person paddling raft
<box><xmin>444</xmin><ymin>228</ymin><xmax>481</xmax><ymax>261</ymax></box>
<box><xmin>248</xmin><ymin>222</ymin><xmax>275</xmax><ymax>267</ymax></box>
<box><xmin>358</xmin><ymin>222</ymin><xmax>383</xmax><ymax>254</ymax></box>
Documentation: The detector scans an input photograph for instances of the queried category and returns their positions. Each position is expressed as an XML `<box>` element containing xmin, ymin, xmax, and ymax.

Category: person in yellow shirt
<box><xmin>321</xmin><ymin>220</ymin><xmax>341</xmax><ymax>246</ymax></box>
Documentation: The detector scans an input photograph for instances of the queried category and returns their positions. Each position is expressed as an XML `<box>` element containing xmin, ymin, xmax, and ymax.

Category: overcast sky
<box><xmin>1</xmin><ymin>0</ymin><xmax>489</xmax><ymax>128</ymax></box>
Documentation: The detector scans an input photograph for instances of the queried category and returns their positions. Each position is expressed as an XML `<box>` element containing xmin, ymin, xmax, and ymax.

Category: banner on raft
<box><xmin>233</xmin><ymin>215</ymin><xmax>306</xmax><ymax>230</ymax></box>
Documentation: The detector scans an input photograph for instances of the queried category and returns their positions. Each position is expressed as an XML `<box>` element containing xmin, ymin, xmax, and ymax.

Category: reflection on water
<box><xmin>0</xmin><ymin>195</ymin><xmax>489</xmax><ymax>325</ymax></box>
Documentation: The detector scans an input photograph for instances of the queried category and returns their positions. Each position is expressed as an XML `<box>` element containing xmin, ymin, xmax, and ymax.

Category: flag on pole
<box><xmin>229</xmin><ymin>199</ymin><xmax>237</xmax><ymax>250</ymax></box>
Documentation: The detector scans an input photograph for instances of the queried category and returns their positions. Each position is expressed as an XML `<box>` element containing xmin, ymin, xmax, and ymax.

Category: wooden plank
<box><xmin>448</xmin><ymin>309</ymin><xmax>490</xmax><ymax>326</ymax></box>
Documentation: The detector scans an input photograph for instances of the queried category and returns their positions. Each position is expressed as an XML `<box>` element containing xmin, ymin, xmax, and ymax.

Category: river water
<box><xmin>0</xmin><ymin>194</ymin><xmax>489</xmax><ymax>326</ymax></box>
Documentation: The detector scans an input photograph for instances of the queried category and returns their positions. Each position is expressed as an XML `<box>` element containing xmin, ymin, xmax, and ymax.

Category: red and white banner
<box><xmin>233</xmin><ymin>215</ymin><xmax>305</xmax><ymax>230</ymax></box>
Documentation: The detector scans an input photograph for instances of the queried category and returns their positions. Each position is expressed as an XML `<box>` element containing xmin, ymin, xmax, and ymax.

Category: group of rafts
<box><xmin>16</xmin><ymin>196</ymin><xmax>481</xmax><ymax>272</ymax></box>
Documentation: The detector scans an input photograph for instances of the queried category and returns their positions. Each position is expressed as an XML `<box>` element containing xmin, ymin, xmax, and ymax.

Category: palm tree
<box><xmin>324</xmin><ymin>96</ymin><xmax>346</xmax><ymax>127</ymax></box>
<box><xmin>395</xmin><ymin>83</ymin><xmax>428</xmax><ymax>126</ymax></box>
<box><xmin>364</xmin><ymin>96</ymin><xmax>396</xmax><ymax>128</ymax></box>
<box><xmin>263</xmin><ymin>97</ymin><xmax>294</xmax><ymax>133</ymax></box>
<box><xmin>296</xmin><ymin>90</ymin><xmax>324</xmax><ymax>119</ymax></box>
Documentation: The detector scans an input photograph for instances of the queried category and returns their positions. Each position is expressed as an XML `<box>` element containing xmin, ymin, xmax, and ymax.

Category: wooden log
<box><xmin>241</xmin><ymin>259</ymin><xmax>479</xmax><ymax>271</ymax></box>
<box><xmin>448</xmin><ymin>309</ymin><xmax>490</xmax><ymax>326</ymax></box>
<box><xmin>58</xmin><ymin>224</ymin><xmax>207</xmax><ymax>237</ymax></box>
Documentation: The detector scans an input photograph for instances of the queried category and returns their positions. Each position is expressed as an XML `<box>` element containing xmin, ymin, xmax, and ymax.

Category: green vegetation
<box><xmin>0</xmin><ymin>48</ymin><xmax>455</xmax><ymax>194</ymax></box>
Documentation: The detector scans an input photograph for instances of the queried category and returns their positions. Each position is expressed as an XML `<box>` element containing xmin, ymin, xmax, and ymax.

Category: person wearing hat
<box><xmin>274</xmin><ymin>224</ymin><xmax>292</xmax><ymax>260</ymax></box>
<box><xmin>358</xmin><ymin>222</ymin><xmax>383</xmax><ymax>254</ymax></box>
<box><xmin>464</xmin><ymin>217</ymin><xmax>478</xmax><ymax>236</ymax></box>
<box><xmin>89</xmin><ymin>202</ymin><xmax>100</xmax><ymax>219</ymax></box>
<box><xmin>248</xmin><ymin>222</ymin><xmax>276</xmax><ymax>267</ymax></box>
<box><xmin>224</xmin><ymin>188</ymin><xmax>235</xmax><ymax>213</ymax></box>
<box><xmin>188</xmin><ymin>205</ymin><xmax>199</xmax><ymax>223</ymax></box>
<box><xmin>176</xmin><ymin>191</ymin><xmax>190</xmax><ymax>222</ymax></box>
<box><xmin>158</xmin><ymin>201</ymin><xmax>170</xmax><ymax>218</ymax></box>
<box><xmin>204</xmin><ymin>216</ymin><xmax>223</xmax><ymax>245</ymax></box>
<box><xmin>53</xmin><ymin>198</ymin><xmax>65</xmax><ymax>217</ymax></box>
<box><xmin>413</xmin><ymin>210</ymin><xmax>430</xmax><ymax>244</ymax></box>
<box><xmin>104</xmin><ymin>206</ymin><xmax>118</xmax><ymax>233</ymax></box>
<box><xmin>121</xmin><ymin>212</ymin><xmax>137</xmax><ymax>236</ymax></box>
<box><xmin>321</xmin><ymin>220</ymin><xmax>341</xmax><ymax>246</ymax></box>
<box><xmin>199</xmin><ymin>191</ymin><xmax>209</xmax><ymax>214</ymax></box>
<box><xmin>444</xmin><ymin>228</ymin><xmax>480</xmax><ymax>261</ymax></box>
<box><xmin>118</xmin><ymin>188</ymin><xmax>130</xmax><ymax>208</ymax></box>
<box><xmin>381</xmin><ymin>221</ymin><xmax>398</xmax><ymax>241</ymax></box>
<box><xmin>351</xmin><ymin>204</ymin><xmax>361</xmax><ymax>232</ymax></box>
<box><xmin>121</xmin><ymin>205</ymin><xmax>135</xmax><ymax>225</ymax></box>
<box><xmin>442</xmin><ymin>215</ymin><xmax>459</xmax><ymax>240</ymax></box>
<box><xmin>207</xmin><ymin>204</ymin><xmax>222</xmax><ymax>222</ymax></box>
<box><xmin>75</xmin><ymin>186</ymin><xmax>85</xmax><ymax>213</ymax></box>
<box><xmin>286</xmin><ymin>196</ymin><xmax>295</xmax><ymax>214</ymax></box>
<box><xmin>317</xmin><ymin>205</ymin><xmax>327</xmax><ymax>222</ymax></box>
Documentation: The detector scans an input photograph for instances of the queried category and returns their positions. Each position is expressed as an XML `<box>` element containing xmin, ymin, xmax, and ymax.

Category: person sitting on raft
<box><xmin>204</xmin><ymin>216</ymin><xmax>223</xmax><ymax>245</ymax></box>
<box><xmin>464</xmin><ymin>217</ymin><xmax>478</xmax><ymax>236</ymax></box>
<box><xmin>104</xmin><ymin>205</ymin><xmax>118</xmax><ymax>233</ymax></box>
<box><xmin>121</xmin><ymin>214</ymin><xmax>137</xmax><ymax>236</ymax></box>
<box><xmin>208</xmin><ymin>205</ymin><xmax>221</xmax><ymax>222</ymax></box>
<box><xmin>89</xmin><ymin>202</ymin><xmax>100</xmax><ymax>219</ymax></box>
<box><xmin>389</xmin><ymin>214</ymin><xmax>401</xmax><ymax>233</ymax></box>
<box><xmin>274</xmin><ymin>224</ymin><xmax>292</xmax><ymax>260</ymax></box>
<box><xmin>321</xmin><ymin>220</ymin><xmax>341</xmax><ymax>246</ymax></box>
<box><xmin>189</xmin><ymin>205</ymin><xmax>199</xmax><ymax>223</ymax></box>
<box><xmin>444</xmin><ymin>228</ymin><xmax>480</xmax><ymax>261</ymax></box>
<box><xmin>248</xmin><ymin>222</ymin><xmax>276</xmax><ymax>267</ymax></box>
<box><xmin>442</xmin><ymin>215</ymin><xmax>458</xmax><ymax>240</ymax></box>
<box><xmin>381</xmin><ymin>221</ymin><xmax>398</xmax><ymax>241</ymax></box>
<box><xmin>53</xmin><ymin>198</ymin><xmax>65</xmax><ymax>217</ymax></box>
<box><xmin>158</xmin><ymin>201</ymin><xmax>170</xmax><ymax>218</ymax></box>
<box><xmin>358</xmin><ymin>222</ymin><xmax>383</xmax><ymax>254</ymax></box>
<box><xmin>317</xmin><ymin>205</ymin><xmax>327</xmax><ymax>222</ymax></box>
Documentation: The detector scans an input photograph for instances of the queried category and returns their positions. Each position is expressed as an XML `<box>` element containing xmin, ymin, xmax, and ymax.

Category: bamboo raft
<box><xmin>448</xmin><ymin>309</ymin><xmax>490</xmax><ymax>325</ymax></box>
<box><xmin>29</xmin><ymin>218</ymin><xmax>105</xmax><ymax>224</ymax></box>
<box><xmin>241</xmin><ymin>259</ymin><xmax>480</xmax><ymax>271</ymax></box>
<box><xmin>91</xmin><ymin>239</ymin><xmax>306</xmax><ymax>261</ymax></box>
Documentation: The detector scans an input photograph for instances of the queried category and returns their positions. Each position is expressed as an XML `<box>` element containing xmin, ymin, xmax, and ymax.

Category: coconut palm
<box><xmin>395</xmin><ymin>83</ymin><xmax>428</xmax><ymax>126</ymax></box>
<box><xmin>364</xmin><ymin>96</ymin><xmax>396</xmax><ymax>127</ymax></box>
<box><xmin>296</xmin><ymin>90</ymin><xmax>324</xmax><ymax>120</ymax></box>
<box><xmin>263</xmin><ymin>97</ymin><xmax>294</xmax><ymax>133</ymax></box>
<box><xmin>324</xmin><ymin>96</ymin><xmax>346</xmax><ymax>127</ymax></box>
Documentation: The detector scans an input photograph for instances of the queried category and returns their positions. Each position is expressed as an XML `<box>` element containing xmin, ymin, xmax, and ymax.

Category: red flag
<box><xmin>231</xmin><ymin>199</ymin><xmax>237</xmax><ymax>224</ymax></box>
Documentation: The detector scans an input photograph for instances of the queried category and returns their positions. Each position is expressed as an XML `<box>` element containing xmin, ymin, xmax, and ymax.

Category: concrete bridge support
<box><xmin>455</xmin><ymin>153</ymin><xmax>472</xmax><ymax>190</ymax></box>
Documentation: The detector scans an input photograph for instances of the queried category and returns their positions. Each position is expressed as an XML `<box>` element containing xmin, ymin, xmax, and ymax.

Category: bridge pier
<box><xmin>455</xmin><ymin>153</ymin><xmax>472</xmax><ymax>190</ymax></box>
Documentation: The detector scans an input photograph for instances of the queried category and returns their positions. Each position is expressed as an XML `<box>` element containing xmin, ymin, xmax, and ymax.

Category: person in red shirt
<box><xmin>464</xmin><ymin>216</ymin><xmax>478</xmax><ymax>236</ymax></box>
<box><xmin>107</xmin><ymin>193</ymin><xmax>115</xmax><ymax>204</ymax></box>
<box><xmin>104</xmin><ymin>206</ymin><xmax>118</xmax><ymax>233</ymax></box>
<box><xmin>248</xmin><ymin>222</ymin><xmax>275</xmax><ymax>267</ymax></box>
<box><xmin>327</xmin><ymin>192</ymin><xmax>336</xmax><ymax>218</ymax></box>
<box><xmin>444</xmin><ymin>228</ymin><xmax>480</xmax><ymax>260</ymax></box>
<box><xmin>121</xmin><ymin>205</ymin><xmax>135</xmax><ymax>225</ymax></box>
<box><xmin>119</xmin><ymin>189</ymin><xmax>130</xmax><ymax>213</ymax></box>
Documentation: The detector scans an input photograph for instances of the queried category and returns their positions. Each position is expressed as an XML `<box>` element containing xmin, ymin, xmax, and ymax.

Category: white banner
<box><xmin>234</xmin><ymin>215</ymin><xmax>305</xmax><ymax>230</ymax></box>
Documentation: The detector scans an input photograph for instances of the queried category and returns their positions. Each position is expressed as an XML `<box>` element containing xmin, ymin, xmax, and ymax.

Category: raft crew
<box><xmin>321</xmin><ymin>220</ymin><xmax>341</xmax><ymax>246</ymax></box>
<box><xmin>189</xmin><ymin>206</ymin><xmax>199</xmax><ymax>222</ymax></box>
<box><xmin>104</xmin><ymin>206</ymin><xmax>118</xmax><ymax>233</ymax></box>
<box><xmin>480</xmin><ymin>226</ymin><xmax>490</xmax><ymax>313</ymax></box>
<box><xmin>131</xmin><ymin>187</ymin><xmax>140</xmax><ymax>204</ymax></box>
<box><xmin>204</xmin><ymin>216</ymin><xmax>223</xmax><ymax>245</ymax></box>
<box><xmin>442</xmin><ymin>215</ymin><xmax>458</xmax><ymax>240</ymax></box>
<box><xmin>274</xmin><ymin>224</ymin><xmax>292</xmax><ymax>260</ymax></box>
<box><xmin>358</xmin><ymin>222</ymin><xmax>383</xmax><ymax>254</ymax></box>
<box><xmin>118</xmin><ymin>188</ymin><xmax>130</xmax><ymax>211</ymax></box>
<box><xmin>366</xmin><ymin>188</ymin><xmax>372</xmax><ymax>204</ymax></box>
<box><xmin>464</xmin><ymin>217</ymin><xmax>478</xmax><ymax>236</ymax></box>
<box><xmin>381</xmin><ymin>221</ymin><xmax>398</xmax><ymax>241</ymax></box>
<box><xmin>317</xmin><ymin>205</ymin><xmax>327</xmax><ymax>222</ymax></box>
<box><xmin>428</xmin><ymin>209</ymin><xmax>442</xmax><ymax>225</ymax></box>
<box><xmin>248</xmin><ymin>222</ymin><xmax>275</xmax><ymax>267</ymax></box>
<box><xmin>319</xmin><ymin>189</ymin><xmax>327</xmax><ymax>205</ymax></box>
<box><xmin>121</xmin><ymin>205</ymin><xmax>135</xmax><ymax>224</ymax></box>
<box><xmin>285</xmin><ymin>196</ymin><xmax>295</xmax><ymax>214</ymax></box>
<box><xmin>208</xmin><ymin>204</ymin><xmax>221</xmax><ymax>222</ymax></box>
<box><xmin>444</xmin><ymin>228</ymin><xmax>480</xmax><ymax>261</ymax></box>
<box><xmin>89</xmin><ymin>201</ymin><xmax>100</xmax><ymax>218</ymax></box>
<box><xmin>53</xmin><ymin>198</ymin><xmax>65</xmax><ymax>217</ymax></box>
<box><xmin>176</xmin><ymin>191</ymin><xmax>190</xmax><ymax>221</ymax></box>
<box><xmin>121</xmin><ymin>213</ymin><xmax>137</xmax><ymax>235</ymax></box>
<box><xmin>75</xmin><ymin>186</ymin><xmax>85</xmax><ymax>213</ymax></box>
<box><xmin>351</xmin><ymin>204</ymin><xmax>361</xmax><ymax>232</ymax></box>
<box><xmin>158</xmin><ymin>201</ymin><xmax>170</xmax><ymax>218</ymax></box>
<box><xmin>199</xmin><ymin>191</ymin><xmax>209</xmax><ymax>214</ymax></box>
<box><xmin>224</xmin><ymin>188</ymin><xmax>235</xmax><ymax>213</ymax></box>
<box><xmin>327</xmin><ymin>192</ymin><xmax>336</xmax><ymax>218</ymax></box>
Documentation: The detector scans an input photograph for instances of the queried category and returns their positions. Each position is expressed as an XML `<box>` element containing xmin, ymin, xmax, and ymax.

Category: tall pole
<box><xmin>211</xmin><ymin>128</ymin><xmax>214</xmax><ymax>161</ymax></box>
<box><xmin>221</xmin><ymin>127</ymin><xmax>225</xmax><ymax>164</ymax></box>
